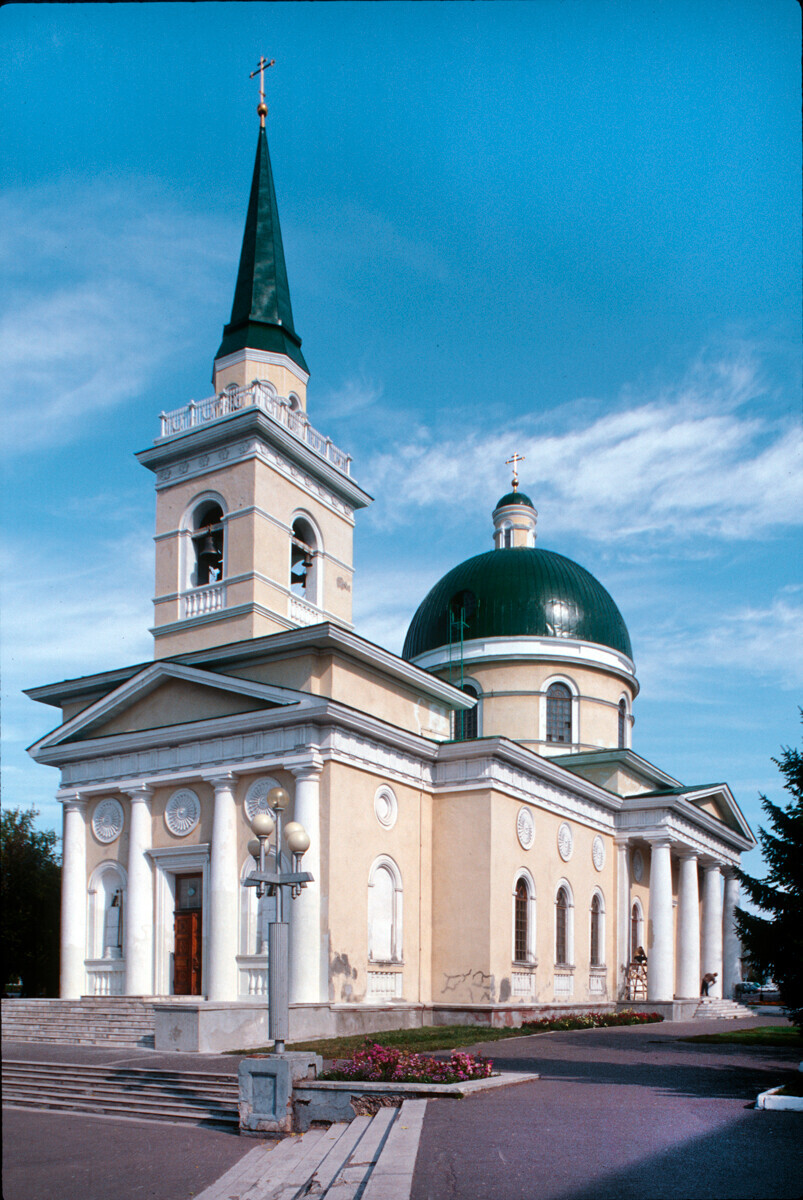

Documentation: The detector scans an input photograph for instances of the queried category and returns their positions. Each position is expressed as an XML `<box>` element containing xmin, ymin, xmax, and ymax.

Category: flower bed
<box><xmin>521</xmin><ymin>1009</ymin><xmax>664</xmax><ymax>1033</ymax></box>
<box><xmin>320</xmin><ymin>1042</ymin><xmax>494</xmax><ymax>1084</ymax></box>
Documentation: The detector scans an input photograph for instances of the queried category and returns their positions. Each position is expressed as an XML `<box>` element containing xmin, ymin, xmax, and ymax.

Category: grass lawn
<box><xmin>282</xmin><ymin>1024</ymin><xmax>534</xmax><ymax>1059</ymax></box>
<box><xmin>682</xmin><ymin>1025</ymin><xmax>802</xmax><ymax>1048</ymax></box>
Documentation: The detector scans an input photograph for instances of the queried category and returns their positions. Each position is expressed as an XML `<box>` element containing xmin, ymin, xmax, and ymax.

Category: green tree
<box><xmin>735</xmin><ymin>722</ymin><xmax>803</xmax><ymax>1031</ymax></box>
<box><xmin>0</xmin><ymin>808</ymin><xmax>61</xmax><ymax>997</ymax></box>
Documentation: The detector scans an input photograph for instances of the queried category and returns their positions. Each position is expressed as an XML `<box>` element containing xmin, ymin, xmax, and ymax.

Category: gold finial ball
<box><xmin>257</xmin><ymin>102</ymin><xmax>268</xmax><ymax>118</ymax></box>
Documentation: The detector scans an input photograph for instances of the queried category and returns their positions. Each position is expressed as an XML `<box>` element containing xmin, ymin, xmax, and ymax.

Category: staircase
<box><xmin>694</xmin><ymin>997</ymin><xmax>755</xmax><ymax>1020</ymax></box>
<box><xmin>1</xmin><ymin>998</ymin><xmax>156</xmax><ymax>1047</ymax></box>
<box><xmin>1</xmin><ymin>1059</ymin><xmax>239</xmax><ymax>1128</ymax></box>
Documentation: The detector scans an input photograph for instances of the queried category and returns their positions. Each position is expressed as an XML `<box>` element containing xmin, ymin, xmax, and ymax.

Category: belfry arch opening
<box><xmin>290</xmin><ymin>516</ymin><xmax>320</xmax><ymax>604</ymax></box>
<box><xmin>191</xmin><ymin>501</ymin><xmax>224</xmax><ymax>587</ymax></box>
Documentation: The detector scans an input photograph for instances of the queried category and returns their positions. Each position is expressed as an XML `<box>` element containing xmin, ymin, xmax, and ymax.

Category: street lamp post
<box><xmin>244</xmin><ymin>786</ymin><xmax>313</xmax><ymax>1055</ymax></box>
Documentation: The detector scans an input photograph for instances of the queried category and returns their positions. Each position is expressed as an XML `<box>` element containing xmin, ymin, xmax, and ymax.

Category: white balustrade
<box><xmin>366</xmin><ymin>971</ymin><xmax>403</xmax><ymax>1000</ymax></box>
<box><xmin>588</xmin><ymin>971</ymin><xmax>607</xmax><ymax>996</ymax></box>
<box><xmin>159</xmin><ymin>382</ymin><xmax>352</xmax><ymax>475</ymax></box>
<box><xmin>183</xmin><ymin>583</ymin><xmax>226</xmax><ymax>619</ymax></box>
<box><xmin>554</xmin><ymin>971</ymin><xmax>574</xmax><ymax>999</ymax></box>
<box><xmin>290</xmin><ymin>595</ymin><xmax>323</xmax><ymax>626</ymax></box>
<box><xmin>237</xmin><ymin>955</ymin><xmax>269</xmax><ymax>998</ymax></box>
<box><xmin>511</xmin><ymin>971</ymin><xmax>536</xmax><ymax>998</ymax></box>
<box><xmin>87</xmin><ymin>960</ymin><xmax>125</xmax><ymax>996</ymax></box>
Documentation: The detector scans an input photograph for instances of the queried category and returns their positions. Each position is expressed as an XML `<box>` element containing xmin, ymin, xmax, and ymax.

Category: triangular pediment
<box><xmin>29</xmin><ymin>663</ymin><xmax>309</xmax><ymax>752</ymax></box>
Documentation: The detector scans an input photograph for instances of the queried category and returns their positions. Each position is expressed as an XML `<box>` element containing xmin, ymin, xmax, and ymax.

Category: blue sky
<box><xmin>2</xmin><ymin>2</ymin><xmax>801</xmax><ymax>881</ymax></box>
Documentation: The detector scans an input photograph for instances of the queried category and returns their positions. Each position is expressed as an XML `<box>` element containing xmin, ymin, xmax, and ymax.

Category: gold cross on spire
<box><xmin>250</xmin><ymin>56</ymin><xmax>275</xmax><ymax>128</ymax></box>
<box><xmin>506</xmin><ymin>452</ymin><xmax>525</xmax><ymax>491</ymax></box>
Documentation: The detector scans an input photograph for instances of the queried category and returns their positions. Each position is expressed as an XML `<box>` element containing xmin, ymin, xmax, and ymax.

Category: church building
<box><xmin>26</xmin><ymin>96</ymin><xmax>755</xmax><ymax>1047</ymax></box>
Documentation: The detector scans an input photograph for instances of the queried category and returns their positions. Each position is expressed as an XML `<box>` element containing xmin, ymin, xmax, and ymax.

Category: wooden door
<box><xmin>173</xmin><ymin>910</ymin><xmax>202</xmax><ymax>995</ymax></box>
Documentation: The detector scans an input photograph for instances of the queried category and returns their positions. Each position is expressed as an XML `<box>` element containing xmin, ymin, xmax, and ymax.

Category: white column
<box><xmin>722</xmin><ymin>869</ymin><xmax>742</xmax><ymax>999</ymax></box>
<box><xmin>701</xmin><ymin>862</ymin><xmax>723</xmax><ymax>998</ymax></box>
<box><xmin>615</xmin><ymin>839</ymin><xmax>630</xmax><ymax>996</ymax></box>
<box><xmin>647</xmin><ymin>839</ymin><xmax>674</xmax><ymax>1002</ymax></box>
<box><xmin>676</xmin><ymin>852</ymin><xmax>700</xmax><ymax>998</ymax></box>
<box><xmin>60</xmin><ymin>792</ymin><xmax>88</xmax><ymax>999</ymax></box>
<box><xmin>207</xmin><ymin>772</ymin><xmax>239</xmax><ymax>1001</ymax></box>
<box><xmin>124</xmin><ymin>785</ymin><xmax>154</xmax><ymax>995</ymax></box>
<box><xmin>289</xmin><ymin>763</ymin><xmax>323</xmax><ymax>1004</ymax></box>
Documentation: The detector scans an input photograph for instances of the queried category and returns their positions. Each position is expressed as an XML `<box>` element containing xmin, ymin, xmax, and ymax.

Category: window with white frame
<box><xmin>513</xmin><ymin>871</ymin><xmax>536</xmax><ymax>963</ymax></box>
<box><xmin>618</xmin><ymin>698</ymin><xmax>628</xmax><ymax>749</ymax></box>
<box><xmin>368</xmin><ymin>856</ymin><xmax>403</xmax><ymax>963</ymax></box>
<box><xmin>87</xmin><ymin>862</ymin><xmax>127</xmax><ymax>960</ymax></box>
<box><xmin>590</xmin><ymin>890</ymin><xmax>605</xmax><ymax>967</ymax></box>
<box><xmin>555</xmin><ymin>882</ymin><xmax>574</xmax><ymax>965</ymax></box>
<box><xmin>546</xmin><ymin>683</ymin><xmax>573</xmax><ymax>744</ymax></box>
<box><xmin>455</xmin><ymin>684</ymin><xmax>479</xmax><ymax>740</ymax></box>
<box><xmin>630</xmin><ymin>899</ymin><xmax>644</xmax><ymax>961</ymax></box>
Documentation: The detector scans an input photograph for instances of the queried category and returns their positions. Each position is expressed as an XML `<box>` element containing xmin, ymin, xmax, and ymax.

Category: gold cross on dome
<box><xmin>506</xmin><ymin>452</ymin><xmax>525</xmax><ymax>490</ymax></box>
<box><xmin>250</xmin><ymin>56</ymin><xmax>275</xmax><ymax>127</ymax></box>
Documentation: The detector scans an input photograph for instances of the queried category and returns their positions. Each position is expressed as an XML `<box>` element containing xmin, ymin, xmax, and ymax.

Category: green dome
<box><xmin>495</xmin><ymin>491</ymin><xmax>534</xmax><ymax>509</ymax></box>
<box><xmin>402</xmin><ymin>547</ymin><xmax>632</xmax><ymax>661</ymax></box>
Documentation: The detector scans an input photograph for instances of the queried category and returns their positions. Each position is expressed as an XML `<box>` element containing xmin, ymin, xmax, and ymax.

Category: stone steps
<box><xmin>694</xmin><ymin>997</ymin><xmax>754</xmax><ymax>1020</ymax></box>
<box><xmin>1</xmin><ymin>1060</ymin><xmax>239</xmax><ymax>1128</ymax></box>
<box><xmin>1</xmin><ymin>998</ymin><xmax>157</xmax><ymax>1048</ymax></box>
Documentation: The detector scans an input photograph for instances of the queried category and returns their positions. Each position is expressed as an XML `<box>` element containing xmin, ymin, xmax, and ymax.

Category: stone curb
<box><xmin>755</xmin><ymin>1086</ymin><xmax>803</xmax><ymax>1111</ymax></box>
<box><xmin>298</xmin><ymin>1070</ymin><xmax>540</xmax><ymax>1098</ymax></box>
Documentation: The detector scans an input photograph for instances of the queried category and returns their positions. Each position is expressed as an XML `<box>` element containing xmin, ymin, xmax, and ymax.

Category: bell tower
<box><xmin>137</xmin><ymin>71</ymin><xmax>371</xmax><ymax>658</ymax></box>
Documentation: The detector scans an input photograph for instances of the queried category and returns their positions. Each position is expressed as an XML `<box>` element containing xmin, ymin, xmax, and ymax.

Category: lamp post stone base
<box><xmin>238</xmin><ymin>1052</ymin><xmax>323</xmax><ymax>1136</ymax></box>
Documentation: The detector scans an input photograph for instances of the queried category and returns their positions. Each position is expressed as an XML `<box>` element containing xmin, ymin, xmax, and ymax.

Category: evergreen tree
<box><xmin>735</xmin><ymin>720</ymin><xmax>803</xmax><ymax>1031</ymax></box>
<box><xmin>0</xmin><ymin>808</ymin><xmax>61</xmax><ymax>996</ymax></box>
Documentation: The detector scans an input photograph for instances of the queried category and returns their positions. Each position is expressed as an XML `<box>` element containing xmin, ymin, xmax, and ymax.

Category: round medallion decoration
<box><xmin>558</xmin><ymin>822</ymin><xmax>574</xmax><ymax>862</ymax></box>
<box><xmin>592</xmin><ymin>835</ymin><xmax>605</xmax><ymax>872</ymax></box>
<box><xmin>245</xmin><ymin>777</ymin><xmax>283</xmax><ymax>822</ymax></box>
<box><xmin>516</xmin><ymin>807</ymin><xmax>535</xmax><ymax>851</ymax></box>
<box><xmin>92</xmin><ymin>798</ymin><xmax>124</xmax><ymax>844</ymax></box>
<box><xmin>374</xmin><ymin>786</ymin><xmax>398</xmax><ymax>830</ymax></box>
<box><xmin>632</xmin><ymin>848</ymin><xmax>644</xmax><ymax>882</ymax></box>
<box><xmin>164</xmin><ymin>788</ymin><xmax>201</xmax><ymax>837</ymax></box>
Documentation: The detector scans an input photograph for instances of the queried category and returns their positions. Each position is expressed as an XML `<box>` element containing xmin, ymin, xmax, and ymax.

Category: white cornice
<box><xmin>409</xmin><ymin>635</ymin><xmax>639</xmax><ymax>692</ymax></box>
<box><xmin>212</xmin><ymin>348</ymin><xmax>310</xmax><ymax>386</ymax></box>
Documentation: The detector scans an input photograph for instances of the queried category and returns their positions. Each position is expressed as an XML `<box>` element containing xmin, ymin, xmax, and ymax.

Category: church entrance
<box><xmin>173</xmin><ymin>874</ymin><xmax>203</xmax><ymax>995</ymax></box>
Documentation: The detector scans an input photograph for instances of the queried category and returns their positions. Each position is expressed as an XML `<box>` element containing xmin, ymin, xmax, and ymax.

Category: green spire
<box><xmin>215</xmin><ymin>126</ymin><xmax>308</xmax><ymax>372</ymax></box>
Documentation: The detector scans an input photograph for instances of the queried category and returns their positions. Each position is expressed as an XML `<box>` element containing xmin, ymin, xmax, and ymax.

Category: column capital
<box><xmin>701</xmin><ymin>858</ymin><xmax>723</xmax><ymax>874</ymax></box>
<box><xmin>57</xmin><ymin>789</ymin><xmax>87</xmax><ymax>811</ymax></box>
<box><xmin>721</xmin><ymin>864</ymin><xmax>740</xmax><ymax>880</ymax></box>
<box><xmin>123</xmin><ymin>783</ymin><xmax>153</xmax><ymax>803</ymax></box>
<box><xmin>287</xmin><ymin>755</ymin><xmax>324</xmax><ymax>781</ymax></box>
<box><xmin>202</xmin><ymin>770</ymin><xmax>238</xmax><ymax>790</ymax></box>
<box><xmin>646</xmin><ymin>835</ymin><xmax>674</xmax><ymax>849</ymax></box>
<box><xmin>675</xmin><ymin>847</ymin><xmax>699</xmax><ymax>863</ymax></box>
<box><xmin>613</xmin><ymin>836</ymin><xmax>631</xmax><ymax>849</ymax></box>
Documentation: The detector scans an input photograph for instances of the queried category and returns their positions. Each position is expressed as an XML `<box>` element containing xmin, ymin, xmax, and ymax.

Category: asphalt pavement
<box><xmin>410</xmin><ymin>1015</ymin><xmax>802</xmax><ymax>1200</ymax></box>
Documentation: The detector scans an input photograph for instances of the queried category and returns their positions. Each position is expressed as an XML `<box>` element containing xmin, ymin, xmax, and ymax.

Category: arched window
<box><xmin>630</xmin><ymin>900</ymin><xmax>644</xmax><ymax>961</ymax></box>
<box><xmin>87</xmin><ymin>862</ymin><xmax>127</xmax><ymax>961</ymax></box>
<box><xmin>455</xmin><ymin>684</ymin><xmax>479</xmax><ymax>740</ymax></box>
<box><xmin>368</xmin><ymin>857</ymin><xmax>403</xmax><ymax>963</ymax></box>
<box><xmin>546</xmin><ymin>683</ymin><xmax>573</xmax><ymax>744</ymax></box>
<box><xmin>618</xmin><ymin>699</ymin><xmax>627</xmax><ymax>749</ymax></box>
<box><xmin>555</xmin><ymin>884</ymin><xmax>573</xmax><ymax>965</ymax></box>
<box><xmin>590</xmin><ymin>892</ymin><xmax>604</xmax><ymax>967</ymax></box>
<box><xmin>503</xmin><ymin>523</ymin><xmax>513</xmax><ymax>548</ymax></box>
<box><xmin>192</xmin><ymin>501</ymin><xmax>225</xmax><ymax>586</ymax></box>
<box><xmin>290</xmin><ymin>516</ymin><xmax>320</xmax><ymax>603</ymax></box>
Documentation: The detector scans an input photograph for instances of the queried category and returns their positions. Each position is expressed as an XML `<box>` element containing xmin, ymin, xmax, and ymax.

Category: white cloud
<box><xmin>635</xmin><ymin>590</ymin><xmax>803</xmax><ymax>697</ymax></box>
<box><xmin>0</xmin><ymin>181</ymin><xmax>232</xmax><ymax>455</ymax></box>
<box><xmin>361</xmin><ymin>355</ymin><xmax>802</xmax><ymax>542</ymax></box>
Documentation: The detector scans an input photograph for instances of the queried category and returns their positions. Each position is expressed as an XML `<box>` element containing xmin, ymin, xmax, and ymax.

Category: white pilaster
<box><xmin>722</xmin><ymin>869</ymin><xmax>742</xmax><ymax>999</ymax></box>
<box><xmin>615</xmin><ymin>839</ymin><xmax>630</xmax><ymax>995</ymax></box>
<box><xmin>647</xmin><ymin>839</ymin><xmax>674</xmax><ymax>1002</ymax></box>
<box><xmin>124</xmin><ymin>785</ymin><xmax>154</xmax><ymax>995</ymax></box>
<box><xmin>60</xmin><ymin>792</ymin><xmax>88</xmax><ymax>999</ymax></box>
<box><xmin>676</xmin><ymin>852</ymin><xmax>700</xmax><ymax>999</ymax></box>
<box><xmin>701</xmin><ymin>862</ymin><xmax>723</xmax><ymax>998</ymax></box>
<box><xmin>289</xmin><ymin>762</ymin><xmax>323</xmax><ymax>1004</ymax></box>
<box><xmin>207</xmin><ymin>772</ymin><xmax>239</xmax><ymax>1001</ymax></box>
